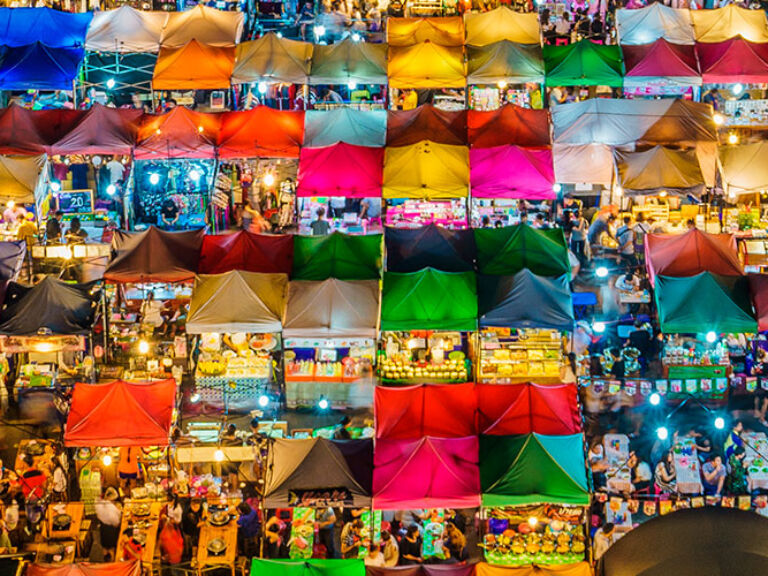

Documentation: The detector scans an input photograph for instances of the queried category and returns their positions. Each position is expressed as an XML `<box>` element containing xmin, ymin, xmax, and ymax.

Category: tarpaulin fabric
<box><xmin>0</xmin><ymin>104</ymin><xmax>48</xmax><ymax>155</ymax></box>
<box><xmin>232</xmin><ymin>33</ymin><xmax>312</xmax><ymax>84</ymax></box>
<box><xmin>381</xmin><ymin>268</ymin><xmax>477</xmax><ymax>331</ymax></box>
<box><xmin>691</xmin><ymin>4</ymin><xmax>768</xmax><ymax>43</ymax></box>
<box><xmin>615</xmin><ymin>146</ymin><xmax>705</xmax><ymax>196</ymax></box>
<box><xmin>719</xmin><ymin>141</ymin><xmax>768</xmax><ymax>196</ymax></box>
<box><xmin>309</xmin><ymin>38</ymin><xmax>387</xmax><ymax>85</ymax></box>
<box><xmin>477</xmin><ymin>383</ymin><xmax>581</xmax><ymax>436</ymax></box>
<box><xmin>0</xmin><ymin>43</ymin><xmax>85</xmax><ymax>91</ymax></box>
<box><xmin>105</xmin><ymin>227</ymin><xmax>204</xmax><ymax>283</ymax></box>
<box><xmin>374</xmin><ymin>383</ymin><xmax>478</xmax><ymax>439</ymax></box>
<box><xmin>749</xmin><ymin>274</ymin><xmax>768</xmax><ymax>332</ymax></box>
<box><xmin>86</xmin><ymin>7</ymin><xmax>167</xmax><ymax>53</ymax></box>
<box><xmin>553</xmin><ymin>142</ymin><xmax>613</xmax><ymax>185</ymax></box>
<box><xmin>474</xmin><ymin>225</ymin><xmax>570</xmax><ymax>277</ymax></box>
<box><xmin>383</xmin><ymin>140</ymin><xmax>469</xmax><ymax>199</ymax></box>
<box><xmin>0</xmin><ymin>241</ymin><xmax>26</xmax><ymax>282</ymax></box>
<box><xmin>283</xmin><ymin>278</ymin><xmax>379</xmax><ymax>338</ymax></box>
<box><xmin>597</xmin><ymin>507</ymin><xmax>768</xmax><ymax>576</ymax></box>
<box><xmin>304</xmin><ymin>109</ymin><xmax>386</xmax><ymax>148</ymax></box>
<box><xmin>217</xmin><ymin>107</ymin><xmax>304</xmax><ymax>158</ymax></box>
<box><xmin>696</xmin><ymin>37</ymin><xmax>768</xmax><ymax>84</ymax></box>
<box><xmin>479</xmin><ymin>433</ymin><xmax>589</xmax><ymax>506</ymax></box>
<box><xmin>645</xmin><ymin>229</ymin><xmax>743</xmax><ymax>286</ymax></box>
<box><xmin>187</xmin><ymin>270</ymin><xmax>287</xmax><ymax>334</ymax></box>
<box><xmin>479</xmin><ymin>562</ymin><xmax>592</xmax><ymax>576</ymax></box>
<box><xmin>152</xmin><ymin>40</ymin><xmax>234</xmax><ymax>90</ymax></box>
<box><xmin>0</xmin><ymin>154</ymin><xmax>46</xmax><ymax>203</ymax></box>
<box><xmin>464</xmin><ymin>7</ymin><xmax>541</xmax><ymax>46</ymax></box>
<box><xmin>52</xmin><ymin>104</ymin><xmax>141</xmax><ymax>156</ymax></box>
<box><xmin>616</xmin><ymin>4</ymin><xmax>694</xmax><ymax>45</ymax></box>
<box><xmin>135</xmin><ymin>107</ymin><xmax>220</xmax><ymax>160</ymax></box>
<box><xmin>0</xmin><ymin>276</ymin><xmax>100</xmax><ymax>336</ymax></box>
<box><xmin>478</xmin><ymin>271</ymin><xmax>574</xmax><ymax>331</ymax></box>
<box><xmin>387</xmin><ymin>16</ymin><xmax>464</xmax><ymax>47</ymax></box>
<box><xmin>264</xmin><ymin>438</ymin><xmax>373</xmax><ymax>507</ymax></box>
<box><xmin>468</xmin><ymin>105</ymin><xmax>550</xmax><ymax>148</ymax></box>
<box><xmin>292</xmin><ymin>232</ymin><xmax>382</xmax><ymax>280</ymax></box>
<box><xmin>384</xmin><ymin>224</ymin><xmax>476</xmax><ymax>273</ymax></box>
<box><xmin>655</xmin><ymin>272</ymin><xmax>757</xmax><ymax>334</ymax></box>
<box><xmin>26</xmin><ymin>561</ymin><xmax>142</xmax><ymax>576</ymax></box>
<box><xmin>33</xmin><ymin>108</ymin><xmax>89</xmax><ymax>150</ymax></box>
<box><xmin>367</xmin><ymin>566</ymin><xmax>476</xmax><ymax>576</ymax></box>
<box><xmin>373</xmin><ymin>436</ymin><xmax>480</xmax><ymax>509</ymax></box>
<box><xmin>470</xmin><ymin>145</ymin><xmax>554</xmax><ymax>199</ymax></box>
<box><xmin>622</xmin><ymin>39</ymin><xmax>701</xmax><ymax>85</ymax></box>
<box><xmin>251</xmin><ymin>560</ymin><xmax>365</xmax><ymax>576</ymax></box>
<box><xmin>387</xmin><ymin>105</ymin><xmax>467</xmax><ymax>147</ymax></box>
<box><xmin>160</xmin><ymin>5</ymin><xmax>244</xmax><ymax>48</ymax></box>
<box><xmin>388</xmin><ymin>42</ymin><xmax>466</xmax><ymax>89</ymax></box>
<box><xmin>199</xmin><ymin>231</ymin><xmax>294</xmax><ymax>274</ymax></box>
<box><xmin>297</xmin><ymin>142</ymin><xmax>383</xmax><ymax>198</ymax></box>
<box><xmin>640</xmin><ymin>99</ymin><xmax>718</xmax><ymax>147</ymax></box>
<box><xmin>0</xmin><ymin>7</ymin><xmax>92</xmax><ymax>48</ymax></box>
<box><xmin>467</xmin><ymin>41</ymin><xmax>545</xmax><ymax>85</ymax></box>
<box><xmin>65</xmin><ymin>380</ymin><xmax>176</xmax><ymax>447</ymax></box>
<box><xmin>544</xmin><ymin>40</ymin><xmax>624</xmax><ymax>87</ymax></box>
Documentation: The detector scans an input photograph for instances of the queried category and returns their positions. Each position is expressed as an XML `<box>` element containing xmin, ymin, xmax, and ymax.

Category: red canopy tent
<box><xmin>297</xmin><ymin>142</ymin><xmax>384</xmax><ymax>198</ymax></box>
<box><xmin>476</xmin><ymin>382</ymin><xmax>581</xmax><ymax>435</ymax></box>
<box><xmin>218</xmin><ymin>108</ymin><xmax>305</xmax><ymax>159</ymax></box>
<box><xmin>0</xmin><ymin>104</ymin><xmax>49</xmax><ymax>154</ymax></box>
<box><xmin>696</xmin><ymin>38</ymin><xmax>768</xmax><ymax>84</ymax></box>
<box><xmin>64</xmin><ymin>380</ymin><xmax>176</xmax><ymax>447</ymax></box>
<box><xmin>52</xmin><ymin>104</ymin><xmax>141</xmax><ymax>156</ymax></box>
<box><xmin>749</xmin><ymin>274</ymin><xmax>768</xmax><ymax>332</ymax></box>
<box><xmin>623</xmin><ymin>39</ymin><xmax>701</xmax><ymax>81</ymax></box>
<box><xmin>386</xmin><ymin>104</ymin><xmax>468</xmax><ymax>147</ymax></box>
<box><xmin>374</xmin><ymin>383</ymin><xmax>477</xmax><ymax>440</ymax></box>
<box><xmin>135</xmin><ymin>107</ymin><xmax>220</xmax><ymax>159</ymax></box>
<box><xmin>468</xmin><ymin>104</ymin><xmax>550</xmax><ymax>148</ymax></box>
<box><xmin>198</xmin><ymin>231</ymin><xmax>294</xmax><ymax>274</ymax></box>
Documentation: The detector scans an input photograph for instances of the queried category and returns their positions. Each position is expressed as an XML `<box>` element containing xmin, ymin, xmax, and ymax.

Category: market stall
<box><xmin>159</xmin><ymin>5</ymin><xmax>243</xmax><ymax>48</ymax></box>
<box><xmin>614</xmin><ymin>146</ymin><xmax>705</xmax><ymax>197</ymax></box>
<box><xmin>621</xmin><ymin>39</ymin><xmax>700</xmax><ymax>97</ymax></box>
<box><xmin>470</xmin><ymin>145</ymin><xmax>555</xmax><ymax>203</ymax></box>
<box><xmin>387</xmin><ymin>16</ymin><xmax>465</xmax><ymax>48</ymax></box>
<box><xmin>543</xmin><ymin>40</ymin><xmax>624</xmax><ymax>88</ymax></box>
<box><xmin>468</xmin><ymin>105</ymin><xmax>550</xmax><ymax>149</ymax></box>
<box><xmin>152</xmin><ymin>40</ymin><xmax>234</xmax><ymax>91</ymax></box>
<box><xmin>384</xmin><ymin>224</ymin><xmax>476</xmax><ymax>273</ymax></box>
<box><xmin>250</xmin><ymin>559</ymin><xmax>364</xmax><ymax>576</ymax></box>
<box><xmin>308</xmin><ymin>37</ymin><xmax>388</xmax><ymax>96</ymax></box>
<box><xmin>474</xmin><ymin>225</ymin><xmax>571</xmax><ymax>278</ymax></box>
<box><xmin>466</xmin><ymin>43</ymin><xmax>545</xmax><ymax>111</ymax></box>
<box><xmin>26</xmin><ymin>561</ymin><xmax>141</xmax><ymax>576</ymax></box>
<box><xmin>463</xmin><ymin>7</ymin><xmax>541</xmax><ymax>46</ymax></box>
<box><xmin>198</xmin><ymin>231</ymin><xmax>293</xmax><ymax>275</ymax></box>
<box><xmin>616</xmin><ymin>4</ymin><xmax>695</xmax><ymax>45</ymax></box>
<box><xmin>0</xmin><ymin>154</ymin><xmax>47</xmax><ymax>206</ymax></box>
<box><xmin>231</xmin><ymin>33</ymin><xmax>313</xmax><ymax>91</ymax></box>
<box><xmin>291</xmin><ymin>232</ymin><xmax>382</xmax><ymax>281</ymax></box>
<box><xmin>387</xmin><ymin>41</ymin><xmax>466</xmax><ymax>91</ymax></box>
<box><xmin>386</xmin><ymin>105</ymin><xmax>467</xmax><ymax>147</ymax></box>
<box><xmin>85</xmin><ymin>6</ymin><xmax>166</xmax><ymax>52</ymax></box>
<box><xmin>304</xmin><ymin>109</ymin><xmax>387</xmax><ymax>148</ymax></box>
<box><xmin>0</xmin><ymin>43</ymin><xmax>85</xmax><ymax>91</ymax></box>
<box><xmin>691</xmin><ymin>4</ymin><xmax>768</xmax><ymax>43</ymax></box>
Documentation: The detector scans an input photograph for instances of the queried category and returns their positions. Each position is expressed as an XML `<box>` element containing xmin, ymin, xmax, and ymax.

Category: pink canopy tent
<box><xmin>470</xmin><ymin>145</ymin><xmax>555</xmax><ymax>199</ymax></box>
<box><xmin>297</xmin><ymin>142</ymin><xmax>384</xmax><ymax>198</ymax></box>
<box><xmin>373</xmin><ymin>436</ymin><xmax>480</xmax><ymax>509</ymax></box>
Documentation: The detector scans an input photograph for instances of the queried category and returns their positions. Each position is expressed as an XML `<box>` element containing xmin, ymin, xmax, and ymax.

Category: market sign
<box><xmin>287</xmin><ymin>487</ymin><xmax>353</xmax><ymax>507</ymax></box>
<box><xmin>55</xmin><ymin>190</ymin><xmax>94</xmax><ymax>215</ymax></box>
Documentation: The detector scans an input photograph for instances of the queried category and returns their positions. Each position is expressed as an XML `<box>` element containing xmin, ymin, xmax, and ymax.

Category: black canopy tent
<box><xmin>384</xmin><ymin>224</ymin><xmax>476</xmax><ymax>273</ymax></box>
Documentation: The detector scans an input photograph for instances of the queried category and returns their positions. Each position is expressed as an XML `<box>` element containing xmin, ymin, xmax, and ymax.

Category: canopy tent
<box><xmin>387</xmin><ymin>16</ymin><xmax>464</xmax><ymax>47</ymax></box>
<box><xmin>0</xmin><ymin>7</ymin><xmax>92</xmax><ymax>47</ymax></box>
<box><xmin>264</xmin><ymin>438</ymin><xmax>373</xmax><ymax>507</ymax></box>
<box><xmin>152</xmin><ymin>40</ymin><xmax>234</xmax><ymax>90</ymax></box>
<box><xmin>470</xmin><ymin>145</ymin><xmax>554</xmax><ymax>199</ymax></box>
<box><xmin>292</xmin><ymin>232</ymin><xmax>382</xmax><ymax>280</ymax></box>
<box><xmin>474</xmin><ymin>225</ymin><xmax>570</xmax><ymax>277</ymax></box>
<box><xmin>696</xmin><ymin>38</ymin><xmax>768</xmax><ymax>84</ymax></box>
<box><xmin>382</xmin><ymin>140</ymin><xmax>469</xmax><ymax>199</ymax></box>
<box><xmin>105</xmin><ymin>227</ymin><xmax>204</xmax><ymax>283</ymax></box>
<box><xmin>217</xmin><ymin>108</ymin><xmax>303</xmax><ymax>159</ymax></box>
<box><xmin>615</xmin><ymin>146</ymin><xmax>705</xmax><ymax>196</ymax></box>
<box><xmin>388</xmin><ymin>42</ymin><xmax>466</xmax><ymax>89</ymax></box>
<box><xmin>553</xmin><ymin>142</ymin><xmax>613</xmax><ymax>185</ymax></box>
<box><xmin>476</xmin><ymin>383</ymin><xmax>581</xmax><ymax>436</ymax></box>
<box><xmin>0</xmin><ymin>241</ymin><xmax>26</xmax><ymax>283</ymax></box>
<box><xmin>464</xmin><ymin>7</ymin><xmax>541</xmax><ymax>46</ymax></box>
<box><xmin>655</xmin><ymin>272</ymin><xmax>757</xmax><ymax>334</ymax></box>
<box><xmin>160</xmin><ymin>5</ymin><xmax>244</xmax><ymax>48</ymax></box>
<box><xmin>368</xmin><ymin>567</ymin><xmax>475</xmax><ymax>576</ymax></box>
<box><xmin>65</xmin><ymin>379</ymin><xmax>175</xmax><ymax>447</ymax></box>
<box><xmin>296</xmin><ymin>142</ymin><xmax>383</xmax><ymax>198</ymax></box>
<box><xmin>86</xmin><ymin>7</ymin><xmax>167</xmax><ymax>52</ymax></box>
<box><xmin>597</xmin><ymin>507</ymin><xmax>768</xmax><ymax>576</ymax></box>
<box><xmin>283</xmin><ymin>278</ymin><xmax>379</xmax><ymax>339</ymax></box>
<box><xmin>616</xmin><ymin>4</ymin><xmax>694</xmax><ymax>45</ymax></box>
<box><xmin>0</xmin><ymin>154</ymin><xmax>46</xmax><ymax>203</ymax></box>
<box><xmin>644</xmin><ymin>229</ymin><xmax>743</xmax><ymax>286</ymax></box>
<box><xmin>198</xmin><ymin>231</ymin><xmax>293</xmax><ymax>274</ymax></box>
<box><xmin>622</xmin><ymin>39</ymin><xmax>701</xmax><ymax>86</ymax></box>
<box><xmin>250</xmin><ymin>560</ymin><xmax>364</xmax><ymax>576</ymax></box>
<box><xmin>373</xmin><ymin>436</ymin><xmax>480</xmax><ymax>509</ymax></box>
<box><xmin>478</xmin><ymin>271</ymin><xmax>574</xmax><ymax>331</ymax></box>
<box><xmin>691</xmin><ymin>4</ymin><xmax>768</xmax><ymax>43</ymax></box>
<box><xmin>543</xmin><ymin>40</ymin><xmax>624</xmax><ymax>87</ymax></box>
<box><xmin>52</xmin><ymin>104</ymin><xmax>141</xmax><ymax>156</ymax></box>
<box><xmin>381</xmin><ymin>268</ymin><xmax>477</xmax><ymax>331</ymax></box>
<box><xmin>135</xmin><ymin>107</ymin><xmax>220</xmax><ymax>160</ymax></box>
<box><xmin>304</xmin><ymin>108</ymin><xmax>386</xmax><ymax>148</ymax></box>
<box><xmin>27</xmin><ymin>561</ymin><xmax>142</xmax><ymax>576</ymax></box>
<box><xmin>719</xmin><ymin>141</ymin><xmax>768</xmax><ymax>196</ymax></box>
<box><xmin>0</xmin><ymin>104</ymin><xmax>48</xmax><ymax>155</ymax></box>
<box><xmin>187</xmin><ymin>270</ymin><xmax>287</xmax><ymax>334</ymax></box>
<box><xmin>374</xmin><ymin>383</ymin><xmax>477</xmax><ymax>440</ymax></box>
<box><xmin>479</xmin><ymin>564</ymin><xmax>592</xmax><ymax>576</ymax></box>
<box><xmin>0</xmin><ymin>276</ymin><xmax>100</xmax><ymax>336</ymax></box>
<box><xmin>467</xmin><ymin>41</ymin><xmax>545</xmax><ymax>85</ymax></box>
<box><xmin>479</xmin><ymin>433</ymin><xmax>589</xmax><ymax>506</ymax></box>
<box><xmin>232</xmin><ymin>33</ymin><xmax>312</xmax><ymax>85</ymax></box>
<box><xmin>749</xmin><ymin>274</ymin><xmax>768</xmax><ymax>332</ymax></box>
<box><xmin>384</xmin><ymin>224</ymin><xmax>476</xmax><ymax>272</ymax></box>
<box><xmin>309</xmin><ymin>38</ymin><xmax>387</xmax><ymax>85</ymax></box>
<box><xmin>0</xmin><ymin>43</ymin><xmax>85</xmax><ymax>91</ymax></box>
<box><xmin>468</xmin><ymin>105</ymin><xmax>550</xmax><ymax>148</ymax></box>
<box><xmin>387</xmin><ymin>105</ymin><xmax>468</xmax><ymax>147</ymax></box>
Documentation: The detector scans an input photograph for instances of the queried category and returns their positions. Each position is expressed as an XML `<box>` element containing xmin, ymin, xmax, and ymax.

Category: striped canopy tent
<box><xmin>464</xmin><ymin>6</ymin><xmax>541</xmax><ymax>46</ymax></box>
<box><xmin>388</xmin><ymin>41</ymin><xmax>466</xmax><ymax>89</ymax></box>
<box><xmin>383</xmin><ymin>140</ymin><xmax>469</xmax><ymax>199</ymax></box>
<box><xmin>232</xmin><ymin>33</ymin><xmax>312</xmax><ymax>85</ymax></box>
<box><xmin>309</xmin><ymin>37</ymin><xmax>387</xmax><ymax>85</ymax></box>
<box><xmin>467</xmin><ymin>41</ymin><xmax>545</xmax><ymax>86</ymax></box>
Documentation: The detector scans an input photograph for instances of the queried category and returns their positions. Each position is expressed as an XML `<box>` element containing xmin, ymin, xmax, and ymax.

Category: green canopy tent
<box><xmin>479</xmin><ymin>433</ymin><xmax>589</xmax><ymax>506</ymax></box>
<box><xmin>251</xmin><ymin>560</ymin><xmax>364</xmax><ymax>576</ymax></box>
<box><xmin>381</xmin><ymin>268</ymin><xmax>478</xmax><ymax>331</ymax></box>
<box><xmin>292</xmin><ymin>232</ymin><xmax>382</xmax><ymax>280</ymax></box>
<box><xmin>474</xmin><ymin>225</ymin><xmax>570</xmax><ymax>277</ymax></box>
<box><xmin>544</xmin><ymin>39</ymin><xmax>624</xmax><ymax>87</ymax></box>
<box><xmin>654</xmin><ymin>272</ymin><xmax>757</xmax><ymax>334</ymax></box>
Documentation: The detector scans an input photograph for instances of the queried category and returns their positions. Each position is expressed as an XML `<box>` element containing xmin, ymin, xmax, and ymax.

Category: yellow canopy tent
<box><xmin>464</xmin><ymin>7</ymin><xmax>541</xmax><ymax>46</ymax></box>
<box><xmin>0</xmin><ymin>154</ymin><xmax>45</xmax><ymax>203</ymax></box>
<box><xmin>691</xmin><ymin>4</ymin><xmax>768</xmax><ymax>43</ymax></box>
<box><xmin>232</xmin><ymin>33</ymin><xmax>312</xmax><ymax>84</ymax></box>
<box><xmin>383</xmin><ymin>140</ymin><xmax>469</xmax><ymax>199</ymax></box>
<box><xmin>153</xmin><ymin>40</ymin><xmax>234</xmax><ymax>89</ymax></box>
<box><xmin>388</xmin><ymin>41</ymin><xmax>465</xmax><ymax>89</ymax></box>
<box><xmin>387</xmin><ymin>16</ymin><xmax>464</xmax><ymax>46</ymax></box>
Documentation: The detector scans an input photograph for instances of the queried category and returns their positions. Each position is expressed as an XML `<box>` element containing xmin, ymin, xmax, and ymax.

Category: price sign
<box><xmin>56</xmin><ymin>190</ymin><xmax>93</xmax><ymax>214</ymax></box>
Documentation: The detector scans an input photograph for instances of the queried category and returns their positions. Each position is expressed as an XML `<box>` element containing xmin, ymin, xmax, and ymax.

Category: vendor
<box><xmin>118</xmin><ymin>446</ymin><xmax>141</xmax><ymax>492</ymax></box>
<box><xmin>160</xmin><ymin>198</ymin><xmax>180</xmax><ymax>229</ymax></box>
<box><xmin>141</xmin><ymin>292</ymin><xmax>165</xmax><ymax>336</ymax></box>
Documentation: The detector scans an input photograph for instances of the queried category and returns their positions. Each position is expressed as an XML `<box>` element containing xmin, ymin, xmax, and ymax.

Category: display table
<box><xmin>618</xmin><ymin>289</ymin><xmax>650</xmax><ymax>304</ymax></box>
<box><xmin>196</xmin><ymin>517</ymin><xmax>238</xmax><ymax>576</ymax></box>
<box><xmin>116</xmin><ymin>500</ymin><xmax>163</xmax><ymax>567</ymax></box>
<box><xmin>46</xmin><ymin>502</ymin><xmax>85</xmax><ymax>543</ymax></box>
<box><xmin>673</xmin><ymin>438</ymin><xmax>702</xmax><ymax>495</ymax></box>
<box><xmin>603</xmin><ymin>434</ymin><xmax>632</xmax><ymax>493</ymax></box>
<box><xmin>744</xmin><ymin>432</ymin><xmax>768</xmax><ymax>491</ymax></box>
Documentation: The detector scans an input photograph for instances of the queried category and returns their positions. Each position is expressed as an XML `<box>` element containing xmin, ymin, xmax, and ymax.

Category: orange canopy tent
<box><xmin>217</xmin><ymin>107</ymin><xmax>304</xmax><ymax>158</ymax></box>
<box><xmin>387</xmin><ymin>104</ymin><xmax>467</xmax><ymax>146</ymax></box>
<box><xmin>135</xmin><ymin>106</ymin><xmax>220</xmax><ymax>159</ymax></box>
<box><xmin>468</xmin><ymin>104</ymin><xmax>550</xmax><ymax>148</ymax></box>
<box><xmin>476</xmin><ymin>562</ymin><xmax>592</xmax><ymax>576</ymax></box>
<box><xmin>152</xmin><ymin>40</ymin><xmax>234</xmax><ymax>90</ymax></box>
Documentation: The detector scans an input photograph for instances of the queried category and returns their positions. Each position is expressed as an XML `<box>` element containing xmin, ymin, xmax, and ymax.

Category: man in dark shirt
<box><xmin>160</xmin><ymin>198</ymin><xmax>179</xmax><ymax>229</ymax></box>
<box><xmin>45</xmin><ymin>211</ymin><xmax>63</xmax><ymax>243</ymax></box>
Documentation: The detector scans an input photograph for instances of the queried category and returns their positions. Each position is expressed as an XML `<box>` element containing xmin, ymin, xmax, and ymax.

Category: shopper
<box><xmin>311</xmin><ymin>207</ymin><xmax>331</xmax><ymax>236</ymax></box>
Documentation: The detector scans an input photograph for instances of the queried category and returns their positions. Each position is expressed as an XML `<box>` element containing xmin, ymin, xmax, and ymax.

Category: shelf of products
<box><xmin>385</xmin><ymin>199</ymin><xmax>467</xmax><ymax>229</ymax></box>
<box><xmin>284</xmin><ymin>338</ymin><xmax>375</xmax><ymax>383</ymax></box>
<box><xmin>478</xmin><ymin>328</ymin><xmax>563</xmax><ymax>383</ymax></box>
<box><xmin>379</xmin><ymin>331</ymin><xmax>470</xmax><ymax>383</ymax></box>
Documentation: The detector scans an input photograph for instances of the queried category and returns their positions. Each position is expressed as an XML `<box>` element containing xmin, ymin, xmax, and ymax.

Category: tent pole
<box><xmin>72</xmin><ymin>80</ymin><xmax>77</xmax><ymax>109</ymax></box>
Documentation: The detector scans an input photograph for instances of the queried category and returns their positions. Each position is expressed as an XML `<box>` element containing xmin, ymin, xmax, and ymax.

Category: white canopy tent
<box><xmin>616</xmin><ymin>4</ymin><xmax>694</xmax><ymax>45</ymax></box>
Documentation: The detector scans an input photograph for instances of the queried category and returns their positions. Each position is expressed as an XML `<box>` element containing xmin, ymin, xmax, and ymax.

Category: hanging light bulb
<box><xmin>149</xmin><ymin>173</ymin><xmax>160</xmax><ymax>186</ymax></box>
<box><xmin>106</xmin><ymin>184</ymin><xmax>117</xmax><ymax>196</ymax></box>
<box><xmin>258</xmin><ymin>82</ymin><xmax>268</xmax><ymax>94</ymax></box>
<box><xmin>138</xmin><ymin>340</ymin><xmax>150</xmax><ymax>355</ymax></box>
<box><xmin>214</xmin><ymin>448</ymin><xmax>225</xmax><ymax>462</ymax></box>
<box><xmin>649</xmin><ymin>392</ymin><xmax>661</xmax><ymax>406</ymax></box>
<box><xmin>106</xmin><ymin>78</ymin><xmax>116</xmax><ymax>89</ymax></box>
<box><xmin>263</xmin><ymin>173</ymin><xmax>275</xmax><ymax>186</ymax></box>
<box><xmin>258</xmin><ymin>394</ymin><xmax>270</xmax><ymax>408</ymax></box>
<box><xmin>189</xmin><ymin>170</ymin><xmax>201</xmax><ymax>182</ymax></box>
<box><xmin>102</xmin><ymin>454</ymin><xmax>112</xmax><ymax>466</ymax></box>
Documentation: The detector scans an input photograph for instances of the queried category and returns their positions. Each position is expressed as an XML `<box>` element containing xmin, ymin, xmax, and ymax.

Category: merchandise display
<box><xmin>478</xmin><ymin>328</ymin><xmax>563</xmax><ymax>383</ymax></box>
<box><xmin>378</xmin><ymin>331</ymin><xmax>470</xmax><ymax>383</ymax></box>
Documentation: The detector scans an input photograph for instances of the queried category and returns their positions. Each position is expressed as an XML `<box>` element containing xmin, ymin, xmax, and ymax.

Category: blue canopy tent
<box><xmin>0</xmin><ymin>43</ymin><xmax>85</xmax><ymax>90</ymax></box>
<box><xmin>0</xmin><ymin>8</ymin><xmax>91</xmax><ymax>48</ymax></box>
